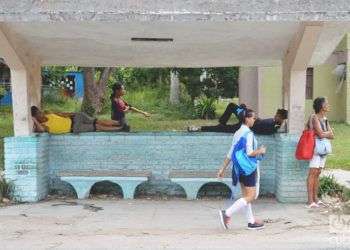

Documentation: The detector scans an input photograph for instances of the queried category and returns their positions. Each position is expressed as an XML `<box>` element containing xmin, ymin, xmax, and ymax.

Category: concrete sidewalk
<box><xmin>0</xmin><ymin>198</ymin><xmax>348</xmax><ymax>250</ymax></box>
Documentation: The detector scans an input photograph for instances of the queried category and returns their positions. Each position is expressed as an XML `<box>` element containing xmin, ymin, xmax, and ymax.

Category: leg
<box><xmin>313</xmin><ymin>168</ymin><xmax>322</xmax><ymax>203</ymax></box>
<box><xmin>307</xmin><ymin>168</ymin><xmax>317</xmax><ymax>204</ymax></box>
<box><xmin>96</xmin><ymin>119</ymin><xmax>120</xmax><ymax>126</ymax></box>
<box><xmin>200</xmin><ymin>124</ymin><xmax>240</xmax><ymax>133</ymax></box>
<box><xmin>225</xmin><ymin>184</ymin><xmax>255</xmax><ymax>217</ymax></box>
<box><xmin>219</xmin><ymin>102</ymin><xmax>240</xmax><ymax>125</ymax></box>
<box><xmin>95</xmin><ymin>124</ymin><xmax>123</xmax><ymax>132</ymax></box>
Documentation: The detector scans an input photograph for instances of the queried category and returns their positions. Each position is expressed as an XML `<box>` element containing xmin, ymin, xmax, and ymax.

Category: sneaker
<box><xmin>219</xmin><ymin>210</ymin><xmax>230</xmax><ymax>230</ymax></box>
<box><xmin>187</xmin><ymin>126</ymin><xmax>200</xmax><ymax>132</ymax></box>
<box><xmin>247</xmin><ymin>221</ymin><xmax>265</xmax><ymax>230</ymax></box>
<box><xmin>305</xmin><ymin>202</ymin><xmax>319</xmax><ymax>209</ymax></box>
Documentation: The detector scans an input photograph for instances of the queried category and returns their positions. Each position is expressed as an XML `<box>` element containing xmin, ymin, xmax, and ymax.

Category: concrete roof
<box><xmin>0</xmin><ymin>1</ymin><xmax>350</xmax><ymax>67</ymax></box>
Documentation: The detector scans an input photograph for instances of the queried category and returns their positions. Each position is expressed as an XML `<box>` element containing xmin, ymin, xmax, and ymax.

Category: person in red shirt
<box><xmin>110</xmin><ymin>83</ymin><xmax>150</xmax><ymax>131</ymax></box>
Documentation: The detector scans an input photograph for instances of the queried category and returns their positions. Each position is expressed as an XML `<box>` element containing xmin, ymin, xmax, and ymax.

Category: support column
<box><xmin>277</xmin><ymin>23</ymin><xmax>323</xmax><ymax>203</ymax></box>
<box><xmin>283</xmin><ymin>23</ymin><xmax>323</xmax><ymax>134</ymax></box>
<box><xmin>0</xmin><ymin>25</ymin><xmax>42</xmax><ymax>136</ymax></box>
<box><xmin>1</xmin><ymin>25</ymin><xmax>47</xmax><ymax>202</ymax></box>
<box><xmin>238</xmin><ymin>67</ymin><xmax>262</xmax><ymax>116</ymax></box>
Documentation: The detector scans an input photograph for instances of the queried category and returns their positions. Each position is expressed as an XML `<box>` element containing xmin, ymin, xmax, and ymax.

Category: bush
<box><xmin>42</xmin><ymin>86</ymin><xmax>68</xmax><ymax>104</ymax></box>
<box><xmin>0</xmin><ymin>178</ymin><xmax>11</xmax><ymax>201</ymax></box>
<box><xmin>195</xmin><ymin>96</ymin><xmax>216</xmax><ymax>119</ymax></box>
<box><xmin>319</xmin><ymin>175</ymin><xmax>343</xmax><ymax>198</ymax></box>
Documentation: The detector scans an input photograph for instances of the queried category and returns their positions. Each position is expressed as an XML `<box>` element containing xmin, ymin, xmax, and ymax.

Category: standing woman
<box><xmin>306</xmin><ymin>97</ymin><xmax>334</xmax><ymax>208</ymax></box>
<box><xmin>110</xmin><ymin>83</ymin><xmax>150</xmax><ymax>131</ymax></box>
<box><xmin>217</xmin><ymin>108</ymin><xmax>266</xmax><ymax>230</ymax></box>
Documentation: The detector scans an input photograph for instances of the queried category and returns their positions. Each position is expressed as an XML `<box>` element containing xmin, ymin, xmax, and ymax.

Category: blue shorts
<box><xmin>239</xmin><ymin>170</ymin><xmax>257</xmax><ymax>187</ymax></box>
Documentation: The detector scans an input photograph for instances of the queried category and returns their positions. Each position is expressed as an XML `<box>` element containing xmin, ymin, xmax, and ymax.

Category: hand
<box><xmin>143</xmin><ymin>112</ymin><xmax>151</xmax><ymax>117</ymax></box>
<box><xmin>32</xmin><ymin>117</ymin><xmax>40</xmax><ymax>125</ymax></box>
<box><xmin>217</xmin><ymin>168</ymin><xmax>225</xmax><ymax>179</ymax></box>
<box><xmin>259</xmin><ymin>146</ymin><xmax>266</xmax><ymax>155</ymax></box>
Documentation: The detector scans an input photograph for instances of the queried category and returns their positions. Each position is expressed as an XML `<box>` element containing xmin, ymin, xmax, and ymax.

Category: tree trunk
<box><xmin>81</xmin><ymin>67</ymin><xmax>115</xmax><ymax>116</ymax></box>
<box><xmin>170</xmin><ymin>71</ymin><xmax>180</xmax><ymax>105</ymax></box>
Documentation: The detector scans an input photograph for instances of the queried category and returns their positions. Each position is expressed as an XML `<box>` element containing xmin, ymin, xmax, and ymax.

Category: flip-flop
<box><xmin>305</xmin><ymin>202</ymin><xmax>319</xmax><ymax>209</ymax></box>
<box><xmin>316</xmin><ymin>200</ymin><xmax>328</xmax><ymax>207</ymax></box>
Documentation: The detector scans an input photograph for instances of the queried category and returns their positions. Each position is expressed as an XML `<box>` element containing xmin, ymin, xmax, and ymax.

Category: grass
<box><xmin>0</xmin><ymin>90</ymin><xmax>349</xmax><ymax>170</ymax></box>
<box><xmin>0</xmin><ymin>106</ymin><xmax>13</xmax><ymax>171</ymax></box>
<box><xmin>327</xmin><ymin>122</ymin><xmax>350</xmax><ymax>170</ymax></box>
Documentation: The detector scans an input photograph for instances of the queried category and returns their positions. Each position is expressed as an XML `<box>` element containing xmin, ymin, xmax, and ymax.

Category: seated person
<box><xmin>31</xmin><ymin>106</ymin><xmax>123</xmax><ymax>134</ymax></box>
<box><xmin>188</xmin><ymin>102</ymin><xmax>288</xmax><ymax>135</ymax></box>
<box><xmin>110</xmin><ymin>83</ymin><xmax>150</xmax><ymax>131</ymax></box>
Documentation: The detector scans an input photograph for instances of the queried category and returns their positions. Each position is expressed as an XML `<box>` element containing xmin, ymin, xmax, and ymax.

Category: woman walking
<box><xmin>217</xmin><ymin>108</ymin><xmax>266</xmax><ymax>230</ymax></box>
<box><xmin>306</xmin><ymin>97</ymin><xmax>334</xmax><ymax>208</ymax></box>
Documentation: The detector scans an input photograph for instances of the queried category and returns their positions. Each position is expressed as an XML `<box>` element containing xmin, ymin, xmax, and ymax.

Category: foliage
<box><xmin>0</xmin><ymin>177</ymin><xmax>11</xmax><ymax>200</ymax></box>
<box><xmin>110</xmin><ymin>67</ymin><xmax>171</xmax><ymax>90</ymax></box>
<box><xmin>318</xmin><ymin>175</ymin><xmax>343</xmax><ymax>198</ymax></box>
<box><xmin>204</xmin><ymin>67</ymin><xmax>239</xmax><ymax>98</ymax></box>
<box><xmin>42</xmin><ymin>66</ymin><xmax>78</xmax><ymax>87</ymax></box>
<box><xmin>42</xmin><ymin>86</ymin><xmax>67</xmax><ymax>104</ymax></box>
<box><xmin>195</xmin><ymin>96</ymin><xmax>216</xmax><ymax>119</ymax></box>
<box><xmin>0</xmin><ymin>85</ymin><xmax>7</xmax><ymax>99</ymax></box>
<box><xmin>176</xmin><ymin>67</ymin><xmax>239</xmax><ymax>102</ymax></box>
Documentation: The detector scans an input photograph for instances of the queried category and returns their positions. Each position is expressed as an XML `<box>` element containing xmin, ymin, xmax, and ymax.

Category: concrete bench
<box><xmin>59</xmin><ymin>170</ymin><xmax>151</xmax><ymax>199</ymax></box>
<box><xmin>170</xmin><ymin>170</ymin><xmax>240</xmax><ymax>200</ymax></box>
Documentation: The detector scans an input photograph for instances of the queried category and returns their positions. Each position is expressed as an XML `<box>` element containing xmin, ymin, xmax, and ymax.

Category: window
<box><xmin>306</xmin><ymin>68</ymin><xmax>313</xmax><ymax>100</ymax></box>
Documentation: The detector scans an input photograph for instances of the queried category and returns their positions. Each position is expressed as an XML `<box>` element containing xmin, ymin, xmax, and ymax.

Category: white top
<box><xmin>226</xmin><ymin>124</ymin><xmax>255</xmax><ymax>159</ymax></box>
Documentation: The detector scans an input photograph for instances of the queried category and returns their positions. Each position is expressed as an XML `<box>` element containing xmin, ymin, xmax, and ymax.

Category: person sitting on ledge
<box><xmin>188</xmin><ymin>102</ymin><xmax>288</xmax><ymax>135</ymax></box>
<box><xmin>110</xmin><ymin>83</ymin><xmax>151</xmax><ymax>132</ymax></box>
<box><xmin>31</xmin><ymin>106</ymin><xmax>124</xmax><ymax>134</ymax></box>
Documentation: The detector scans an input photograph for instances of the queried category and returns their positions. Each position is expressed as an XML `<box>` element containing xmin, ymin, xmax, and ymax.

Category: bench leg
<box><xmin>63</xmin><ymin>180</ymin><xmax>95</xmax><ymax>199</ymax></box>
<box><xmin>116</xmin><ymin>181</ymin><xmax>143</xmax><ymax>199</ymax></box>
<box><xmin>173</xmin><ymin>182</ymin><xmax>202</xmax><ymax>200</ymax></box>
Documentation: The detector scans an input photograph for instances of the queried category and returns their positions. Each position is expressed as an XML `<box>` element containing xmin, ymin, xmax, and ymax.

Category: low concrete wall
<box><xmin>4</xmin><ymin>132</ymin><xmax>308</xmax><ymax>203</ymax></box>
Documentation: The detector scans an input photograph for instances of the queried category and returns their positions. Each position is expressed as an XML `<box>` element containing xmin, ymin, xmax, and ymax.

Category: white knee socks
<box><xmin>225</xmin><ymin>198</ymin><xmax>247</xmax><ymax>217</ymax></box>
<box><xmin>225</xmin><ymin>198</ymin><xmax>255</xmax><ymax>224</ymax></box>
<box><xmin>245</xmin><ymin>203</ymin><xmax>255</xmax><ymax>224</ymax></box>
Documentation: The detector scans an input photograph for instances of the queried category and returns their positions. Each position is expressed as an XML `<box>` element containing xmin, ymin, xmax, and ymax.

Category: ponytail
<box><xmin>238</xmin><ymin>108</ymin><xmax>255</xmax><ymax>124</ymax></box>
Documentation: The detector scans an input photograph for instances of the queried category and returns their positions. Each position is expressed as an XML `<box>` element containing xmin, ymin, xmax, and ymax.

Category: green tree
<box><xmin>81</xmin><ymin>67</ymin><xmax>116</xmax><ymax>116</ymax></box>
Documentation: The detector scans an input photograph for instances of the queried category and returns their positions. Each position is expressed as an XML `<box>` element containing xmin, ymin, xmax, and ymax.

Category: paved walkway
<box><xmin>0</xmin><ymin>198</ymin><xmax>348</xmax><ymax>250</ymax></box>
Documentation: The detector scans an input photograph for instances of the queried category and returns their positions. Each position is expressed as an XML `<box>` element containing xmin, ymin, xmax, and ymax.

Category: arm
<box><xmin>32</xmin><ymin>117</ymin><xmax>47</xmax><ymax>133</ymax></box>
<box><xmin>217</xmin><ymin>157</ymin><xmax>231</xmax><ymax>178</ymax></box>
<box><xmin>326</xmin><ymin>121</ymin><xmax>335</xmax><ymax>140</ymax></box>
<box><xmin>217</xmin><ymin>138</ymin><xmax>235</xmax><ymax>178</ymax></box>
<box><xmin>130</xmin><ymin>106</ymin><xmax>150</xmax><ymax>117</ymax></box>
<box><xmin>246</xmin><ymin>132</ymin><xmax>266</xmax><ymax>157</ymax></box>
<box><xmin>312</xmin><ymin>116</ymin><xmax>333</xmax><ymax>139</ymax></box>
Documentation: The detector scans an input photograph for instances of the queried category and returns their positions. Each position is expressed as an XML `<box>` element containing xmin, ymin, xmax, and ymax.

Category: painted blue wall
<box><xmin>4</xmin><ymin>133</ymin><xmax>307</xmax><ymax>202</ymax></box>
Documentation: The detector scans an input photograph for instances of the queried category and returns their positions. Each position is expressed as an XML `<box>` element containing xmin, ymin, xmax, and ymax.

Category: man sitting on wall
<box><xmin>31</xmin><ymin>106</ymin><xmax>124</xmax><ymax>134</ymax></box>
<box><xmin>188</xmin><ymin>102</ymin><xmax>288</xmax><ymax>135</ymax></box>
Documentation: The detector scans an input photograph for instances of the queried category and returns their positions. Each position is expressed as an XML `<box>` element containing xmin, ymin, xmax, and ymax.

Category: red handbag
<box><xmin>295</xmin><ymin>116</ymin><xmax>315</xmax><ymax>160</ymax></box>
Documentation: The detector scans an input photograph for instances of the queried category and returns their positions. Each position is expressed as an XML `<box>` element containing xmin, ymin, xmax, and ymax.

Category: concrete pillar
<box><xmin>239</xmin><ymin>67</ymin><xmax>262</xmax><ymax>116</ymax></box>
<box><xmin>0</xmin><ymin>26</ymin><xmax>42</xmax><ymax>136</ymax></box>
<box><xmin>283</xmin><ymin>23</ymin><xmax>323</xmax><ymax>134</ymax></box>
